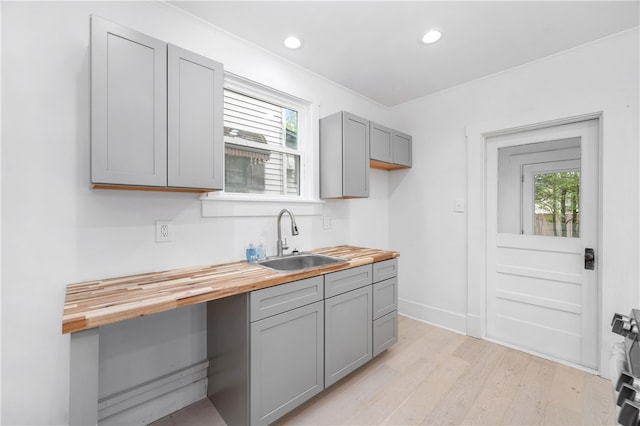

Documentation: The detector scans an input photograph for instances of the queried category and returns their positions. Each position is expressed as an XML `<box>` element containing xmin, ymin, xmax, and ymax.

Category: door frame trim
<box><xmin>465</xmin><ymin>111</ymin><xmax>603</xmax><ymax>372</ymax></box>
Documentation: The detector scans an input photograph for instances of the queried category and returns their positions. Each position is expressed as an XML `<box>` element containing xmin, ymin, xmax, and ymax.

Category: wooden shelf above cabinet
<box><xmin>370</xmin><ymin>159</ymin><xmax>408</xmax><ymax>171</ymax></box>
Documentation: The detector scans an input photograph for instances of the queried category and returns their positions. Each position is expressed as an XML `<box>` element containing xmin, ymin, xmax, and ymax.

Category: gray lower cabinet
<box><xmin>372</xmin><ymin>259</ymin><xmax>398</xmax><ymax>357</ymax></box>
<box><xmin>208</xmin><ymin>261</ymin><xmax>397</xmax><ymax>425</ymax></box>
<box><xmin>91</xmin><ymin>16</ymin><xmax>224</xmax><ymax>191</ymax></box>
<box><xmin>250</xmin><ymin>300</ymin><xmax>324</xmax><ymax>425</ymax></box>
<box><xmin>249</xmin><ymin>276</ymin><xmax>324</xmax><ymax>425</ymax></box>
<box><xmin>373</xmin><ymin>311</ymin><xmax>398</xmax><ymax>356</ymax></box>
<box><xmin>372</xmin><ymin>258</ymin><xmax>398</xmax><ymax>283</ymax></box>
<box><xmin>207</xmin><ymin>276</ymin><xmax>324</xmax><ymax>426</ymax></box>
<box><xmin>324</xmin><ymin>278</ymin><xmax>373</xmax><ymax>387</ymax></box>
<box><xmin>373</xmin><ymin>277</ymin><xmax>398</xmax><ymax>319</ymax></box>
<box><xmin>325</xmin><ymin>264</ymin><xmax>373</xmax><ymax>298</ymax></box>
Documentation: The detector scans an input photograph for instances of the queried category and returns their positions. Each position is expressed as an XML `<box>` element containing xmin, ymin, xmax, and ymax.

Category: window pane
<box><xmin>224</xmin><ymin>91</ymin><xmax>283</xmax><ymax>147</ymax></box>
<box><xmin>285</xmin><ymin>109</ymin><xmax>298</xmax><ymax>149</ymax></box>
<box><xmin>286</xmin><ymin>154</ymin><xmax>300</xmax><ymax>195</ymax></box>
<box><xmin>223</xmin><ymin>89</ymin><xmax>301</xmax><ymax>195</ymax></box>
<box><xmin>224</xmin><ymin>145</ymin><xmax>269</xmax><ymax>193</ymax></box>
<box><xmin>534</xmin><ymin>171</ymin><xmax>580</xmax><ymax>237</ymax></box>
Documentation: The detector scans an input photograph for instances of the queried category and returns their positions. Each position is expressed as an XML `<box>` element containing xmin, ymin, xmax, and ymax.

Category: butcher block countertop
<box><xmin>62</xmin><ymin>246</ymin><xmax>399</xmax><ymax>334</ymax></box>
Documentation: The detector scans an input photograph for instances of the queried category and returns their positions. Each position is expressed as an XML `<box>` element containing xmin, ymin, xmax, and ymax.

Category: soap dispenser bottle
<box><xmin>257</xmin><ymin>242</ymin><xmax>266</xmax><ymax>260</ymax></box>
<box><xmin>246</xmin><ymin>243</ymin><xmax>257</xmax><ymax>262</ymax></box>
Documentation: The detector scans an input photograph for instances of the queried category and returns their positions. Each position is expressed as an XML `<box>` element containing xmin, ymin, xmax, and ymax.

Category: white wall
<box><xmin>1</xmin><ymin>2</ymin><xmax>391</xmax><ymax>424</ymax></box>
<box><xmin>390</xmin><ymin>28</ymin><xmax>639</xmax><ymax>376</ymax></box>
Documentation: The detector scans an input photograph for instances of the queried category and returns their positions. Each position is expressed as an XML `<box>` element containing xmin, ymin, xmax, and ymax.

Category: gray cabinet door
<box><xmin>325</xmin><ymin>285</ymin><xmax>372</xmax><ymax>387</ymax></box>
<box><xmin>343</xmin><ymin>112</ymin><xmax>370</xmax><ymax>197</ymax></box>
<box><xmin>373</xmin><ymin>310</ymin><xmax>398</xmax><ymax>357</ymax></box>
<box><xmin>167</xmin><ymin>44</ymin><xmax>224</xmax><ymax>190</ymax></box>
<box><xmin>393</xmin><ymin>130</ymin><xmax>412</xmax><ymax>167</ymax></box>
<box><xmin>250</xmin><ymin>301</ymin><xmax>324</xmax><ymax>426</ymax></box>
<box><xmin>320</xmin><ymin>111</ymin><xmax>369</xmax><ymax>198</ymax></box>
<box><xmin>370</xmin><ymin>122</ymin><xmax>393</xmax><ymax>164</ymax></box>
<box><xmin>91</xmin><ymin>16</ymin><xmax>167</xmax><ymax>187</ymax></box>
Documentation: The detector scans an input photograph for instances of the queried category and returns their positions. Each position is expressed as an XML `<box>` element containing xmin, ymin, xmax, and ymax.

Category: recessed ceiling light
<box><xmin>284</xmin><ymin>36</ymin><xmax>302</xmax><ymax>49</ymax></box>
<box><xmin>421</xmin><ymin>30</ymin><xmax>442</xmax><ymax>44</ymax></box>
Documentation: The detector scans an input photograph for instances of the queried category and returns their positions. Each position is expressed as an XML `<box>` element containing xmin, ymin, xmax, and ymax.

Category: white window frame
<box><xmin>202</xmin><ymin>73</ymin><xmax>322</xmax><ymax>217</ymax></box>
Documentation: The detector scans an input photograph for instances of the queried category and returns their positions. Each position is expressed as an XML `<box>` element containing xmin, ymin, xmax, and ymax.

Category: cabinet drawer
<box><xmin>373</xmin><ymin>277</ymin><xmax>398</xmax><ymax>320</ymax></box>
<box><xmin>373</xmin><ymin>259</ymin><xmax>397</xmax><ymax>283</ymax></box>
<box><xmin>373</xmin><ymin>311</ymin><xmax>398</xmax><ymax>357</ymax></box>
<box><xmin>324</xmin><ymin>264</ymin><xmax>373</xmax><ymax>298</ymax></box>
<box><xmin>250</xmin><ymin>276</ymin><xmax>323</xmax><ymax>322</ymax></box>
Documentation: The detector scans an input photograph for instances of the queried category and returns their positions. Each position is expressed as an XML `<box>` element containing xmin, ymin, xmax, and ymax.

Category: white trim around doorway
<box><xmin>465</xmin><ymin>110</ymin><xmax>603</xmax><ymax>373</ymax></box>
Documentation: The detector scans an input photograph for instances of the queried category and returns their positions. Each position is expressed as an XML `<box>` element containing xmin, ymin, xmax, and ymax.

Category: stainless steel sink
<box><xmin>257</xmin><ymin>253</ymin><xmax>347</xmax><ymax>272</ymax></box>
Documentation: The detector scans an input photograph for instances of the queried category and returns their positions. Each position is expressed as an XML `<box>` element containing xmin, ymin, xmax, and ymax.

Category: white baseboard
<box><xmin>98</xmin><ymin>361</ymin><xmax>208</xmax><ymax>425</ymax></box>
<box><xmin>398</xmin><ymin>298</ymin><xmax>467</xmax><ymax>334</ymax></box>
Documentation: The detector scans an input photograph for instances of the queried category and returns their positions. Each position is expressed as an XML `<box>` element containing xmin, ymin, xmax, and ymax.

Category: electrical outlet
<box><xmin>156</xmin><ymin>221</ymin><xmax>172</xmax><ymax>242</ymax></box>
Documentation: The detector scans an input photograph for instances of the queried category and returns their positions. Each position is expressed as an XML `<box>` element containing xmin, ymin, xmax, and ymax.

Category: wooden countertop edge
<box><xmin>62</xmin><ymin>247</ymin><xmax>399</xmax><ymax>334</ymax></box>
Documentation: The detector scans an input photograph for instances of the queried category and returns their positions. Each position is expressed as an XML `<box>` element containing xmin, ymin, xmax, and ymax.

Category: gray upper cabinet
<box><xmin>393</xmin><ymin>130</ymin><xmax>412</xmax><ymax>168</ymax></box>
<box><xmin>320</xmin><ymin>111</ymin><xmax>370</xmax><ymax>198</ymax></box>
<box><xmin>91</xmin><ymin>16</ymin><xmax>167</xmax><ymax>187</ymax></box>
<box><xmin>370</xmin><ymin>121</ymin><xmax>412</xmax><ymax>170</ymax></box>
<box><xmin>91</xmin><ymin>16</ymin><xmax>224</xmax><ymax>191</ymax></box>
<box><xmin>369</xmin><ymin>122</ymin><xmax>393</xmax><ymax>164</ymax></box>
<box><xmin>167</xmin><ymin>44</ymin><xmax>224</xmax><ymax>190</ymax></box>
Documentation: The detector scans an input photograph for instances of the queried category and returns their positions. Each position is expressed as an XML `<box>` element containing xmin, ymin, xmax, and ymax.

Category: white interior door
<box><xmin>486</xmin><ymin>119</ymin><xmax>599</xmax><ymax>369</ymax></box>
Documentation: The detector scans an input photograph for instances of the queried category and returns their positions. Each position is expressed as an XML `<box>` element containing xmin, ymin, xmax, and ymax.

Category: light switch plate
<box><xmin>454</xmin><ymin>198</ymin><xmax>465</xmax><ymax>213</ymax></box>
<box><xmin>323</xmin><ymin>216</ymin><xmax>332</xmax><ymax>230</ymax></box>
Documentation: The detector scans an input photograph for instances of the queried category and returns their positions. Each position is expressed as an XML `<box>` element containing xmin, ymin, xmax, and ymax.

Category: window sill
<box><xmin>201</xmin><ymin>193</ymin><xmax>324</xmax><ymax>217</ymax></box>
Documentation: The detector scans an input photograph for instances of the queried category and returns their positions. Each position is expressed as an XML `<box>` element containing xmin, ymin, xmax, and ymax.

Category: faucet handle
<box><xmin>282</xmin><ymin>238</ymin><xmax>289</xmax><ymax>251</ymax></box>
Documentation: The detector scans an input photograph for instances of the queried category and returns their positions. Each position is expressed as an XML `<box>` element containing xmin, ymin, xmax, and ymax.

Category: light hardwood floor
<box><xmin>152</xmin><ymin>315</ymin><xmax>615</xmax><ymax>425</ymax></box>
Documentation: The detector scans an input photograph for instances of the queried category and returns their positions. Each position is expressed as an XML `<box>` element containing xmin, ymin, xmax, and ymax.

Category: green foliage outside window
<box><xmin>534</xmin><ymin>171</ymin><xmax>580</xmax><ymax>237</ymax></box>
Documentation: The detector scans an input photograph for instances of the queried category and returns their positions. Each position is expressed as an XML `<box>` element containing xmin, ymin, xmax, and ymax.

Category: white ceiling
<box><xmin>169</xmin><ymin>1</ymin><xmax>640</xmax><ymax>106</ymax></box>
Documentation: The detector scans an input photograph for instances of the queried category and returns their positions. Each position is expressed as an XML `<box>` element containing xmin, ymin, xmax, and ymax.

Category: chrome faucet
<box><xmin>276</xmin><ymin>208</ymin><xmax>299</xmax><ymax>256</ymax></box>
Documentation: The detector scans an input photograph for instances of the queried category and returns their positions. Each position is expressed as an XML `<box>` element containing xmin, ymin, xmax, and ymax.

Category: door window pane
<box><xmin>497</xmin><ymin>137</ymin><xmax>581</xmax><ymax>237</ymax></box>
<box><xmin>533</xmin><ymin>171</ymin><xmax>580</xmax><ymax>237</ymax></box>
